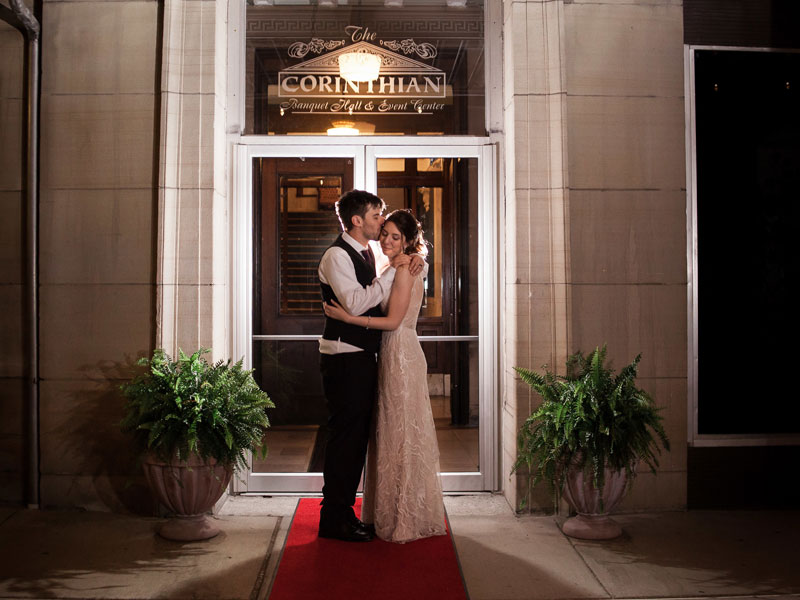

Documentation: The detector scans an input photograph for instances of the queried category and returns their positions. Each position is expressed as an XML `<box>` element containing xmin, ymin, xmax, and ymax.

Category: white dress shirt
<box><xmin>318</xmin><ymin>231</ymin><xmax>396</xmax><ymax>355</ymax></box>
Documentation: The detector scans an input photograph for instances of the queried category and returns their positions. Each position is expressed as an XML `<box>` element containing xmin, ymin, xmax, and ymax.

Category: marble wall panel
<box><xmin>501</xmin><ymin>449</ymin><xmax>518</xmax><ymax>509</ymax></box>
<box><xmin>508</xmin><ymin>282</ymin><xmax>570</xmax><ymax>371</ymax></box>
<box><xmin>569</xmin><ymin>189</ymin><xmax>687</xmax><ymax>285</ymax></box>
<box><xmin>503</xmin><ymin>0</ymin><xmax>689</xmax><ymax>508</ymax></box>
<box><xmin>515</xmin><ymin>94</ymin><xmax>568</xmax><ymax>191</ymax></box>
<box><xmin>40</xmin><ymin>189</ymin><xmax>153</xmax><ymax>285</ymax></box>
<box><xmin>39</xmin><ymin>379</ymin><xmax>138</xmax><ymax>476</ymax></box>
<box><xmin>565</xmin><ymin>3</ymin><xmax>684</xmax><ymax>98</ymax></box>
<box><xmin>637</xmin><ymin>376</ymin><xmax>688</xmax><ymax>474</ymax></box>
<box><xmin>211</xmin><ymin>189</ymin><xmax>228</xmax><ymax>285</ymax></box>
<box><xmin>513</xmin><ymin>476</ymin><xmax>557</xmax><ymax>513</ymax></box>
<box><xmin>157</xmin><ymin>187</ymin><xmax>216</xmax><ymax>286</ymax></box>
<box><xmin>502</xmin><ymin>381</ymin><xmax>521</xmax><ymax>442</ymax></box>
<box><xmin>0</xmin><ymin>24</ymin><xmax>23</xmax><ymax>203</ymax></box>
<box><xmin>0</xmin><ymin>376</ymin><xmax>24</xmax><ymax>504</ymax></box>
<box><xmin>39</xmin><ymin>284</ymin><xmax>154</xmax><ymax>380</ymax></box>
<box><xmin>160</xmin><ymin>91</ymin><xmax>215</xmax><ymax>190</ymax></box>
<box><xmin>502</xmin><ymin>72</ymin><xmax>517</xmax><ymax>191</ymax></box>
<box><xmin>618</xmin><ymin>469</ymin><xmax>687</xmax><ymax>510</ymax></box>
<box><xmin>213</xmin><ymin>0</ymin><xmax>228</xmax><ymax>101</ymax></box>
<box><xmin>512</xmin><ymin>97</ymin><xmax>530</xmax><ymax>190</ymax></box>
<box><xmin>505</xmin><ymin>1</ymin><xmax>565</xmax><ymax>97</ymax></box>
<box><xmin>210</xmin><ymin>276</ymin><xmax>228</xmax><ymax>362</ymax></box>
<box><xmin>155</xmin><ymin>0</ymin><xmax>228</xmax><ymax>368</ymax></box>
<box><xmin>156</xmin><ymin>282</ymin><xmax>221</xmax><ymax>358</ymax></box>
<box><xmin>0</xmin><ymin>97</ymin><xmax>23</xmax><ymax>192</ymax></box>
<box><xmin>162</xmin><ymin>0</ymin><xmax>216</xmax><ymax>95</ymax></box>
<box><xmin>40</xmin><ymin>93</ymin><xmax>156</xmax><ymax>190</ymax></box>
<box><xmin>0</xmin><ymin>26</ymin><xmax>24</xmax><ymax>100</ymax></box>
<box><xmin>567</xmin><ymin>95</ymin><xmax>685</xmax><ymax>191</ymax></box>
<box><xmin>0</xmin><ymin>377</ymin><xmax>24</xmax><ymax>436</ymax></box>
<box><xmin>2</xmin><ymin>17</ymin><xmax>28</xmax><ymax>509</ymax></box>
<box><xmin>212</xmin><ymin>92</ymin><xmax>227</xmax><ymax>192</ymax></box>
<box><xmin>0</xmin><ymin>473</ymin><xmax>22</xmax><ymax>504</ymax></box>
<box><xmin>0</xmin><ymin>285</ymin><xmax>24</xmax><ymax>378</ymax></box>
<box><xmin>43</xmin><ymin>1</ymin><xmax>158</xmax><ymax>95</ymax></box>
<box><xmin>507</xmin><ymin>189</ymin><xmax>530</xmax><ymax>283</ymax></box>
<box><xmin>502</xmin><ymin>0</ymin><xmax>521</xmax><ymax>107</ymax></box>
<box><xmin>524</xmin><ymin>0</ymin><xmax>566</xmax><ymax>97</ymax></box>
<box><xmin>0</xmin><ymin>434</ymin><xmax>23</xmax><ymax>474</ymax></box>
<box><xmin>570</xmin><ymin>283</ymin><xmax>687</xmax><ymax>379</ymax></box>
<box><xmin>0</xmin><ymin>191</ymin><xmax>24</xmax><ymax>284</ymax></box>
<box><xmin>509</xmin><ymin>188</ymin><xmax>571</xmax><ymax>285</ymax></box>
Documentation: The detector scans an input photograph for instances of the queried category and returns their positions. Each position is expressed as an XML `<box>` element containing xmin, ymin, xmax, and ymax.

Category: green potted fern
<box><xmin>513</xmin><ymin>346</ymin><xmax>669</xmax><ymax>539</ymax></box>
<box><xmin>121</xmin><ymin>348</ymin><xmax>274</xmax><ymax>541</ymax></box>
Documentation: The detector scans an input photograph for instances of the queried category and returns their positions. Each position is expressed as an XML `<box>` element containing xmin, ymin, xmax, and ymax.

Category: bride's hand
<box><xmin>391</xmin><ymin>253</ymin><xmax>411</xmax><ymax>269</ymax></box>
<box><xmin>322</xmin><ymin>299</ymin><xmax>352</xmax><ymax>323</ymax></box>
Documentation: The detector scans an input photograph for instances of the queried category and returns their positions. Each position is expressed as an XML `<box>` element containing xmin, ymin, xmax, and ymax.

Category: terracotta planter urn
<box><xmin>561</xmin><ymin>464</ymin><xmax>630</xmax><ymax>540</ymax></box>
<box><xmin>142</xmin><ymin>454</ymin><xmax>232</xmax><ymax>541</ymax></box>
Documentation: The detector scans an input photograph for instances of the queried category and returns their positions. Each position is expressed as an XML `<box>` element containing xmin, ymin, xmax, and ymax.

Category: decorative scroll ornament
<box><xmin>380</xmin><ymin>39</ymin><xmax>437</xmax><ymax>59</ymax></box>
<box><xmin>288</xmin><ymin>38</ymin><xmax>346</xmax><ymax>59</ymax></box>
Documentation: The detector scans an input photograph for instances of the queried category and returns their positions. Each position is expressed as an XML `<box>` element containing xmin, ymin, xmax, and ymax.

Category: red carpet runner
<box><xmin>268</xmin><ymin>498</ymin><xmax>468</xmax><ymax>600</ymax></box>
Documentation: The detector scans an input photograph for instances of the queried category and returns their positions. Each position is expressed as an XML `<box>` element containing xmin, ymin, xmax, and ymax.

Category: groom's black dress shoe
<box><xmin>318</xmin><ymin>518</ymin><xmax>374</xmax><ymax>542</ymax></box>
<box><xmin>350</xmin><ymin>516</ymin><xmax>376</xmax><ymax>536</ymax></box>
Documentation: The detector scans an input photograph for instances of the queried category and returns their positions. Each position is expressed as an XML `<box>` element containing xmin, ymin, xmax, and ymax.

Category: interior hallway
<box><xmin>1</xmin><ymin>495</ymin><xmax>798</xmax><ymax>600</ymax></box>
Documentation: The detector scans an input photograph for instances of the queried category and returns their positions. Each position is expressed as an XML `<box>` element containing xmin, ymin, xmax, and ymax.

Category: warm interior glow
<box><xmin>327</xmin><ymin>121</ymin><xmax>360</xmax><ymax>136</ymax></box>
<box><xmin>338</xmin><ymin>50</ymin><xmax>382</xmax><ymax>82</ymax></box>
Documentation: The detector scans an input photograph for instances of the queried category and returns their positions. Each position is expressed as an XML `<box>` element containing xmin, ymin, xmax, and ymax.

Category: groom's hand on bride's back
<box><xmin>390</xmin><ymin>254</ymin><xmax>411</xmax><ymax>269</ymax></box>
<box><xmin>408</xmin><ymin>254</ymin><xmax>425</xmax><ymax>277</ymax></box>
<box><xmin>389</xmin><ymin>254</ymin><xmax>425</xmax><ymax>277</ymax></box>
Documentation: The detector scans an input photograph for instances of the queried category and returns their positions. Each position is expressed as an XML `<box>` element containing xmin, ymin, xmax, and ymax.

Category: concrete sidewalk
<box><xmin>0</xmin><ymin>495</ymin><xmax>798</xmax><ymax>600</ymax></box>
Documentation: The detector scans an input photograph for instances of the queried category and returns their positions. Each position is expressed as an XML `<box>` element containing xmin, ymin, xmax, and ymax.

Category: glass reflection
<box><xmin>252</xmin><ymin>340</ymin><xmax>480</xmax><ymax>474</ymax></box>
<box><xmin>251</xmin><ymin>155</ymin><xmax>481</xmax><ymax>480</ymax></box>
<box><xmin>245</xmin><ymin>1</ymin><xmax>485</xmax><ymax>135</ymax></box>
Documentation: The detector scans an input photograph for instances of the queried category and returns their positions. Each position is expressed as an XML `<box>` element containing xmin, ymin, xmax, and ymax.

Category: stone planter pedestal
<box><xmin>142</xmin><ymin>454</ymin><xmax>232</xmax><ymax>541</ymax></box>
<box><xmin>561</xmin><ymin>465</ymin><xmax>629</xmax><ymax>540</ymax></box>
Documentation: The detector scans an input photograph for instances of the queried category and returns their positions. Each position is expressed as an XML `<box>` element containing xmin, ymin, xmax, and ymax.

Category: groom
<box><xmin>317</xmin><ymin>190</ymin><xmax>422</xmax><ymax>542</ymax></box>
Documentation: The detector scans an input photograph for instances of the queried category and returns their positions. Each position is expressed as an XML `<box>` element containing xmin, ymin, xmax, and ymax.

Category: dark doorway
<box><xmin>695</xmin><ymin>49</ymin><xmax>800</xmax><ymax>436</ymax></box>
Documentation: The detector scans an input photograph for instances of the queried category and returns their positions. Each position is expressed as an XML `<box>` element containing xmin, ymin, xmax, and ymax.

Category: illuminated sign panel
<box><xmin>276</xmin><ymin>37</ymin><xmax>448</xmax><ymax>117</ymax></box>
<box><xmin>246</xmin><ymin>7</ymin><xmax>485</xmax><ymax>136</ymax></box>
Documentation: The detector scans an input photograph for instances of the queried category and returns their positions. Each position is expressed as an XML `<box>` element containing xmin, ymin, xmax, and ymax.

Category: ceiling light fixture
<box><xmin>327</xmin><ymin>121</ymin><xmax>360</xmax><ymax>136</ymax></box>
<box><xmin>338</xmin><ymin>49</ymin><xmax>381</xmax><ymax>82</ymax></box>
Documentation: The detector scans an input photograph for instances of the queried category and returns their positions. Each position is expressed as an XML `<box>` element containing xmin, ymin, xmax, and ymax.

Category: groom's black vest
<box><xmin>320</xmin><ymin>235</ymin><xmax>384</xmax><ymax>354</ymax></box>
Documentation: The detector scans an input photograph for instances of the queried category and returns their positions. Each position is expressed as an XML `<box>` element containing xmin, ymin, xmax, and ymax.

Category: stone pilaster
<box><xmin>36</xmin><ymin>0</ymin><xmax>159</xmax><ymax>510</ymax></box>
<box><xmin>501</xmin><ymin>0</ymin><xmax>572</xmax><ymax>512</ymax></box>
<box><xmin>156</xmin><ymin>0</ymin><xmax>229</xmax><ymax>360</ymax></box>
<box><xmin>0</xmin><ymin>12</ymin><xmax>27</xmax><ymax>504</ymax></box>
<box><xmin>563</xmin><ymin>0</ymin><xmax>686</xmax><ymax>510</ymax></box>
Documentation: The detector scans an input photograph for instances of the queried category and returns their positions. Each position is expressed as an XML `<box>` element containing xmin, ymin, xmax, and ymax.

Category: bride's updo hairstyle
<box><xmin>385</xmin><ymin>209</ymin><xmax>428</xmax><ymax>256</ymax></box>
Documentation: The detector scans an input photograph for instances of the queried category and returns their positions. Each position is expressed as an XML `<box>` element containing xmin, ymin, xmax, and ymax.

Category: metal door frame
<box><xmin>231</xmin><ymin>137</ymin><xmax>497</xmax><ymax>493</ymax></box>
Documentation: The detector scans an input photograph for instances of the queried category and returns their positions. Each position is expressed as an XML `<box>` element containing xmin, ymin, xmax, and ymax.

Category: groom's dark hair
<box><xmin>335</xmin><ymin>190</ymin><xmax>385</xmax><ymax>231</ymax></box>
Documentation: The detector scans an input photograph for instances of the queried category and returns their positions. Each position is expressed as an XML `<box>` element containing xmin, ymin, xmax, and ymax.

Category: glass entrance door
<box><xmin>233</xmin><ymin>140</ymin><xmax>496</xmax><ymax>493</ymax></box>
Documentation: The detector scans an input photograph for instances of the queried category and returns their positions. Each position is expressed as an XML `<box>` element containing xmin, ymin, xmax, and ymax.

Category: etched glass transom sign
<box><xmin>246</xmin><ymin>2</ymin><xmax>485</xmax><ymax>136</ymax></box>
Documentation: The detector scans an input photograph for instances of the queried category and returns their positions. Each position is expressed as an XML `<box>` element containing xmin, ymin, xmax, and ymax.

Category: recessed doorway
<box><xmin>232</xmin><ymin>139</ymin><xmax>496</xmax><ymax>493</ymax></box>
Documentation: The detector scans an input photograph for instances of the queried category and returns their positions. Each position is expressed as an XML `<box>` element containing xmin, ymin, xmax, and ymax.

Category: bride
<box><xmin>323</xmin><ymin>209</ymin><xmax>447</xmax><ymax>543</ymax></box>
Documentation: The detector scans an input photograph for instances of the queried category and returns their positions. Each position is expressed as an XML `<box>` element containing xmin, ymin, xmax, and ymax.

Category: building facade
<box><xmin>1</xmin><ymin>0</ymin><xmax>795</xmax><ymax>512</ymax></box>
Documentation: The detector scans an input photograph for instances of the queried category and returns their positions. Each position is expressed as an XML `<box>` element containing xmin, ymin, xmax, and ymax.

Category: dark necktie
<box><xmin>361</xmin><ymin>247</ymin><xmax>375</xmax><ymax>270</ymax></box>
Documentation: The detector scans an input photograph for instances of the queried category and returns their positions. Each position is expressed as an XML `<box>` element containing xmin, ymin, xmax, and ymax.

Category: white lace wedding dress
<box><xmin>361</xmin><ymin>273</ymin><xmax>447</xmax><ymax>543</ymax></box>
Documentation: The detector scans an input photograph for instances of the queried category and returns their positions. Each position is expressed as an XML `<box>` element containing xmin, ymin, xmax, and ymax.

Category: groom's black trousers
<box><xmin>319</xmin><ymin>350</ymin><xmax>378</xmax><ymax>516</ymax></box>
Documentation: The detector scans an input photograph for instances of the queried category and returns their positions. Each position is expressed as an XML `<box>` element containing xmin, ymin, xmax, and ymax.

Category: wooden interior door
<box><xmin>253</xmin><ymin>157</ymin><xmax>353</xmax><ymax>431</ymax></box>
